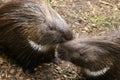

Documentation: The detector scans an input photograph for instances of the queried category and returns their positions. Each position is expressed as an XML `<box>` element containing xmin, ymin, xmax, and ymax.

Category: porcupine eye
<box><xmin>79</xmin><ymin>52</ymin><xmax>86</xmax><ymax>57</ymax></box>
<box><xmin>49</xmin><ymin>25</ymin><xmax>55</xmax><ymax>31</ymax></box>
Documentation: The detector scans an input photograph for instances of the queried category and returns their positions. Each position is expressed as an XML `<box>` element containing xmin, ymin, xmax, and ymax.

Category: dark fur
<box><xmin>58</xmin><ymin>31</ymin><xmax>120</xmax><ymax>80</ymax></box>
<box><xmin>0</xmin><ymin>0</ymin><xmax>73</xmax><ymax>74</ymax></box>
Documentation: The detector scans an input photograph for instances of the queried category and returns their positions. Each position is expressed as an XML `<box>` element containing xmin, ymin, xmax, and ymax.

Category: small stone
<box><xmin>1</xmin><ymin>73</ymin><xmax>5</xmax><ymax>77</ymax></box>
<box><xmin>10</xmin><ymin>69</ymin><xmax>15</xmax><ymax>74</ymax></box>
<box><xmin>7</xmin><ymin>75</ymin><xmax>12</xmax><ymax>78</ymax></box>
<box><xmin>56</xmin><ymin>66</ymin><xmax>61</xmax><ymax>71</ymax></box>
<box><xmin>63</xmin><ymin>75</ymin><xmax>67</xmax><ymax>78</ymax></box>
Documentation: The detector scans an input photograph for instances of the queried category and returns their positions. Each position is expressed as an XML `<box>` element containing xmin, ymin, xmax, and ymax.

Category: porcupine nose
<box><xmin>61</xmin><ymin>30</ymin><xmax>73</xmax><ymax>42</ymax></box>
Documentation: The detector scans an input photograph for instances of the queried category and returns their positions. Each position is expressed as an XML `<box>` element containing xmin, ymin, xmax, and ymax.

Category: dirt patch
<box><xmin>0</xmin><ymin>0</ymin><xmax>120</xmax><ymax>80</ymax></box>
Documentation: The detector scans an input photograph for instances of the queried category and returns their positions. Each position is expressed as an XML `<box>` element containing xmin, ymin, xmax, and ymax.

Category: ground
<box><xmin>0</xmin><ymin>0</ymin><xmax>120</xmax><ymax>80</ymax></box>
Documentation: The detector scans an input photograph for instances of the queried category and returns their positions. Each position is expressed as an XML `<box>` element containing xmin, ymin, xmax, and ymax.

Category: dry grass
<box><xmin>0</xmin><ymin>0</ymin><xmax>120</xmax><ymax>80</ymax></box>
<box><xmin>48</xmin><ymin>0</ymin><xmax>120</xmax><ymax>37</ymax></box>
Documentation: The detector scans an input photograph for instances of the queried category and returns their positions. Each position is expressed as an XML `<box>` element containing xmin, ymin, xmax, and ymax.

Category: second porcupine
<box><xmin>57</xmin><ymin>31</ymin><xmax>120</xmax><ymax>80</ymax></box>
<box><xmin>0</xmin><ymin>0</ymin><xmax>73</xmax><ymax>74</ymax></box>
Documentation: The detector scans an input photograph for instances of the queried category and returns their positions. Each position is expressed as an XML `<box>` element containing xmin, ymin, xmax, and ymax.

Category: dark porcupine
<box><xmin>0</xmin><ymin>0</ymin><xmax>73</xmax><ymax>74</ymax></box>
<box><xmin>57</xmin><ymin>31</ymin><xmax>120</xmax><ymax>80</ymax></box>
